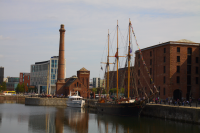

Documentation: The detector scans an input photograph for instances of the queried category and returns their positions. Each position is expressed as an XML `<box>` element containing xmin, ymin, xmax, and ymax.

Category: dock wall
<box><xmin>141</xmin><ymin>104</ymin><xmax>200</xmax><ymax>124</ymax></box>
<box><xmin>0</xmin><ymin>95</ymin><xmax>26</xmax><ymax>101</ymax></box>
<box><xmin>25</xmin><ymin>97</ymin><xmax>68</xmax><ymax>106</ymax></box>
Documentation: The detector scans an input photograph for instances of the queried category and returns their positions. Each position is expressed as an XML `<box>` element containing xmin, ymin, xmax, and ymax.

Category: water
<box><xmin>0</xmin><ymin>100</ymin><xmax>199</xmax><ymax>133</ymax></box>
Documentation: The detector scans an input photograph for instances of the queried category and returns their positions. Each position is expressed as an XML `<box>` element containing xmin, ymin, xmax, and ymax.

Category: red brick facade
<box><xmin>61</xmin><ymin>68</ymin><xmax>91</xmax><ymax>98</ymax></box>
<box><xmin>19</xmin><ymin>73</ymin><xmax>30</xmax><ymax>92</ymax></box>
<box><xmin>135</xmin><ymin>41</ymin><xmax>200</xmax><ymax>100</ymax></box>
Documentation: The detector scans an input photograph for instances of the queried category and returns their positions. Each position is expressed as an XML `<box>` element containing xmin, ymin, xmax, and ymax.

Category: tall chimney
<box><xmin>57</xmin><ymin>24</ymin><xmax>65</xmax><ymax>83</ymax></box>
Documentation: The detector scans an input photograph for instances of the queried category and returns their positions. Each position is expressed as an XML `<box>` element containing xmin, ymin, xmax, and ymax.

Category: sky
<box><xmin>0</xmin><ymin>0</ymin><xmax>200</xmax><ymax>80</ymax></box>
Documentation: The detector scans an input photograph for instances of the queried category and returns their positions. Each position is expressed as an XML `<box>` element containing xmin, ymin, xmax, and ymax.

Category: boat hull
<box><xmin>96</xmin><ymin>103</ymin><xmax>143</xmax><ymax>116</ymax></box>
<box><xmin>67</xmin><ymin>100</ymin><xmax>85</xmax><ymax>108</ymax></box>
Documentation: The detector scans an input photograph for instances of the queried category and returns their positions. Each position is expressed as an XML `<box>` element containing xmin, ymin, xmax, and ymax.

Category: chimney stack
<box><xmin>57</xmin><ymin>24</ymin><xmax>65</xmax><ymax>83</ymax></box>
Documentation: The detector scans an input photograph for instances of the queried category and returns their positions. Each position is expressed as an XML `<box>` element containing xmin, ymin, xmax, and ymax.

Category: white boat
<box><xmin>67</xmin><ymin>91</ymin><xmax>85</xmax><ymax>108</ymax></box>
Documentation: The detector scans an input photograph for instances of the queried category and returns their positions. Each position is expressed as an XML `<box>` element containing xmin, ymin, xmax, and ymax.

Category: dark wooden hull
<box><xmin>96</xmin><ymin>102</ymin><xmax>143</xmax><ymax>116</ymax></box>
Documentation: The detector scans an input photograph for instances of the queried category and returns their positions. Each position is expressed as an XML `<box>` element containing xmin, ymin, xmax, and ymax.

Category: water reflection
<box><xmin>0</xmin><ymin>101</ymin><xmax>199</xmax><ymax>133</ymax></box>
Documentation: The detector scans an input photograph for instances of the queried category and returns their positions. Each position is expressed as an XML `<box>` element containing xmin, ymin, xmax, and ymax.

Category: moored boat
<box><xmin>67</xmin><ymin>91</ymin><xmax>85</xmax><ymax>108</ymax></box>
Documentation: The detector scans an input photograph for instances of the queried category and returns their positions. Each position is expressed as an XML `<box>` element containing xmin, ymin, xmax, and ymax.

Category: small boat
<box><xmin>67</xmin><ymin>91</ymin><xmax>85</xmax><ymax>108</ymax></box>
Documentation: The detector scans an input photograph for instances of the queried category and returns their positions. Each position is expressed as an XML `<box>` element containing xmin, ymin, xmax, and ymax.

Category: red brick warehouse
<box><xmin>134</xmin><ymin>40</ymin><xmax>200</xmax><ymax>100</ymax></box>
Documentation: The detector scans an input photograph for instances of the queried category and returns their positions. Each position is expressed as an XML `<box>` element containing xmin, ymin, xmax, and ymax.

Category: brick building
<box><xmin>63</xmin><ymin>68</ymin><xmax>90</xmax><ymax>98</ymax></box>
<box><xmin>19</xmin><ymin>73</ymin><xmax>30</xmax><ymax>92</ymax></box>
<box><xmin>105</xmin><ymin>66</ymin><xmax>137</xmax><ymax>97</ymax></box>
<box><xmin>134</xmin><ymin>40</ymin><xmax>200</xmax><ymax>100</ymax></box>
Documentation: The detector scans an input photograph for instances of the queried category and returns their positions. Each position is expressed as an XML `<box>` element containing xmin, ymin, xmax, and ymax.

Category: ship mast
<box><xmin>128</xmin><ymin>18</ymin><xmax>131</xmax><ymax>100</ymax></box>
<box><xmin>116</xmin><ymin>20</ymin><xmax>119</xmax><ymax>99</ymax></box>
<box><xmin>107</xmin><ymin>29</ymin><xmax>110</xmax><ymax>97</ymax></box>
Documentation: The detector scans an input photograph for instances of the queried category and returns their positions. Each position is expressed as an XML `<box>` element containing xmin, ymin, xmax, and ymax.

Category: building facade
<box><xmin>62</xmin><ymin>67</ymin><xmax>91</xmax><ymax>98</ymax></box>
<box><xmin>93</xmin><ymin>77</ymin><xmax>100</xmax><ymax>88</ymax></box>
<box><xmin>19</xmin><ymin>73</ymin><xmax>30</xmax><ymax>92</ymax></box>
<box><xmin>134</xmin><ymin>40</ymin><xmax>200</xmax><ymax>100</ymax></box>
<box><xmin>30</xmin><ymin>56</ymin><xmax>66</xmax><ymax>94</ymax></box>
<box><xmin>0</xmin><ymin>67</ymin><xmax>4</xmax><ymax>85</ymax></box>
<box><xmin>6</xmin><ymin>77</ymin><xmax>19</xmax><ymax>91</ymax></box>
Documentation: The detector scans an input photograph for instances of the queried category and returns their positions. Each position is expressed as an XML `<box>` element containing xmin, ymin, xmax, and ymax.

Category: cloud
<box><xmin>0</xmin><ymin>55</ymin><xmax>4</xmax><ymax>58</ymax></box>
<box><xmin>0</xmin><ymin>35</ymin><xmax>13</xmax><ymax>40</ymax></box>
<box><xmin>0</xmin><ymin>0</ymin><xmax>200</xmax><ymax>79</ymax></box>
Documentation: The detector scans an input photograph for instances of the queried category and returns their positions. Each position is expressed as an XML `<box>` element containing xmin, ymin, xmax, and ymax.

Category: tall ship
<box><xmin>96</xmin><ymin>19</ymin><xmax>158</xmax><ymax>116</ymax></box>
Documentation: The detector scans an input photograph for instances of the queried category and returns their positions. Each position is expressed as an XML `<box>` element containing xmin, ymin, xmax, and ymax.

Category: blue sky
<box><xmin>0</xmin><ymin>0</ymin><xmax>200</xmax><ymax>80</ymax></box>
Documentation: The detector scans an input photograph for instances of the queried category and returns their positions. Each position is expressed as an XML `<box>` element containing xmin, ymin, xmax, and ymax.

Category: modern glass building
<box><xmin>30</xmin><ymin>56</ymin><xmax>66</xmax><ymax>94</ymax></box>
<box><xmin>93</xmin><ymin>77</ymin><xmax>100</xmax><ymax>88</ymax></box>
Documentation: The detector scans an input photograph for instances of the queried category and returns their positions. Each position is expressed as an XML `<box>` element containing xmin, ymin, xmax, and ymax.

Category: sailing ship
<box><xmin>96</xmin><ymin>19</ymin><xmax>158</xmax><ymax>116</ymax></box>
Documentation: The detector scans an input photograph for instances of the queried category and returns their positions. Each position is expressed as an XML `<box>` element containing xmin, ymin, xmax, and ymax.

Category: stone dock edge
<box><xmin>24</xmin><ymin>97</ymin><xmax>200</xmax><ymax>124</ymax></box>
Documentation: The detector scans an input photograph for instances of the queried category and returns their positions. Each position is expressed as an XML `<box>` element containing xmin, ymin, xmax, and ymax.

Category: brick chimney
<box><xmin>57</xmin><ymin>24</ymin><xmax>65</xmax><ymax>83</ymax></box>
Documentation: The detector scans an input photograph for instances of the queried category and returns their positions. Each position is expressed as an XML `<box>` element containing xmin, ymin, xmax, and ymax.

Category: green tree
<box><xmin>0</xmin><ymin>82</ymin><xmax>7</xmax><ymax>91</ymax></box>
<box><xmin>15</xmin><ymin>83</ymin><xmax>25</xmax><ymax>93</ymax></box>
<box><xmin>109</xmin><ymin>88</ymin><xmax>113</xmax><ymax>94</ymax></box>
<box><xmin>91</xmin><ymin>88</ymin><xmax>97</xmax><ymax>94</ymax></box>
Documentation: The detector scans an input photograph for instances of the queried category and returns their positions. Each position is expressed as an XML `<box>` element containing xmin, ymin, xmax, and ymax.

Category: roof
<box><xmin>135</xmin><ymin>40</ymin><xmax>200</xmax><ymax>53</ymax></box>
<box><xmin>177</xmin><ymin>39</ymin><xmax>195</xmax><ymax>43</ymax></box>
<box><xmin>35</xmin><ymin>60</ymin><xmax>49</xmax><ymax>65</ymax></box>
<box><xmin>78</xmin><ymin>67</ymin><xmax>89</xmax><ymax>71</ymax></box>
<box><xmin>65</xmin><ymin>78</ymin><xmax>78</xmax><ymax>87</ymax></box>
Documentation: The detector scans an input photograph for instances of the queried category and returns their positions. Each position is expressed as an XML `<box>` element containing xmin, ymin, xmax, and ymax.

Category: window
<box><xmin>51</xmin><ymin>60</ymin><xmax>54</xmax><ymax>68</ymax></box>
<box><xmin>196</xmin><ymin>77</ymin><xmax>198</xmax><ymax>84</ymax></box>
<box><xmin>177</xmin><ymin>47</ymin><xmax>180</xmax><ymax>52</ymax></box>
<box><xmin>177</xmin><ymin>56</ymin><xmax>180</xmax><ymax>62</ymax></box>
<box><xmin>177</xmin><ymin>76</ymin><xmax>180</xmax><ymax>83</ymax></box>
<box><xmin>187</xmin><ymin>75</ymin><xmax>191</xmax><ymax>85</ymax></box>
<box><xmin>196</xmin><ymin>57</ymin><xmax>198</xmax><ymax>63</ymax></box>
<box><xmin>150</xmin><ymin>51</ymin><xmax>152</xmax><ymax>57</ymax></box>
<box><xmin>138</xmin><ymin>54</ymin><xmax>140</xmax><ymax>59</ymax></box>
<box><xmin>138</xmin><ymin>61</ymin><xmax>140</xmax><ymax>67</ymax></box>
<box><xmin>138</xmin><ymin>80</ymin><xmax>140</xmax><ymax>85</ymax></box>
<box><xmin>51</xmin><ymin>69</ymin><xmax>53</xmax><ymax>73</ymax></box>
<box><xmin>28</xmin><ymin>76</ymin><xmax>29</xmax><ymax>80</ymax></box>
<box><xmin>196</xmin><ymin>67</ymin><xmax>198</xmax><ymax>74</ymax></box>
<box><xmin>164</xmin><ymin>56</ymin><xmax>166</xmax><ymax>63</ymax></box>
<box><xmin>138</xmin><ymin>70</ymin><xmax>140</xmax><ymax>76</ymax></box>
<box><xmin>187</xmin><ymin>48</ymin><xmax>192</xmax><ymax>54</ymax></box>
<box><xmin>164</xmin><ymin>76</ymin><xmax>165</xmax><ymax>84</ymax></box>
<box><xmin>150</xmin><ymin>68</ymin><xmax>152</xmax><ymax>75</ymax></box>
<box><xmin>163</xmin><ymin>88</ymin><xmax>165</xmax><ymax>95</ymax></box>
<box><xmin>55</xmin><ymin>60</ymin><xmax>57</xmax><ymax>68</ymax></box>
<box><xmin>187</xmin><ymin>55</ymin><xmax>191</xmax><ymax>64</ymax></box>
<box><xmin>177</xmin><ymin>66</ymin><xmax>180</xmax><ymax>73</ymax></box>
<box><xmin>187</xmin><ymin>65</ymin><xmax>191</xmax><ymax>75</ymax></box>
<box><xmin>164</xmin><ymin>66</ymin><xmax>166</xmax><ymax>73</ymax></box>
<box><xmin>150</xmin><ymin>79</ymin><xmax>152</xmax><ymax>84</ymax></box>
<box><xmin>150</xmin><ymin>59</ymin><xmax>152</xmax><ymax>65</ymax></box>
<box><xmin>164</xmin><ymin>48</ymin><xmax>166</xmax><ymax>53</ymax></box>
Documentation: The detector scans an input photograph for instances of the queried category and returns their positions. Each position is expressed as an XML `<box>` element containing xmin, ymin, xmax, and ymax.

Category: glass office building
<box><xmin>30</xmin><ymin>56</ymin><xmax>66</xmax><ymax>94</ymax></box>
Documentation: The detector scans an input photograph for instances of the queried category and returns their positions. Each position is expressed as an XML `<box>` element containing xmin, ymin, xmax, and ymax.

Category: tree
<box><xmin>0</xmin><ymin>82</ymin><xmax>7</xmax><ymax>91</ymax></box>
<box><xmin>15</xmin><ymin>83</ymin><xmax>25</xmax><ymax>93</ymax></box>
<box><xmin>91</xmin><ymin>88</ymin><xmax>97</xmax><ymax>94</ymax></box>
